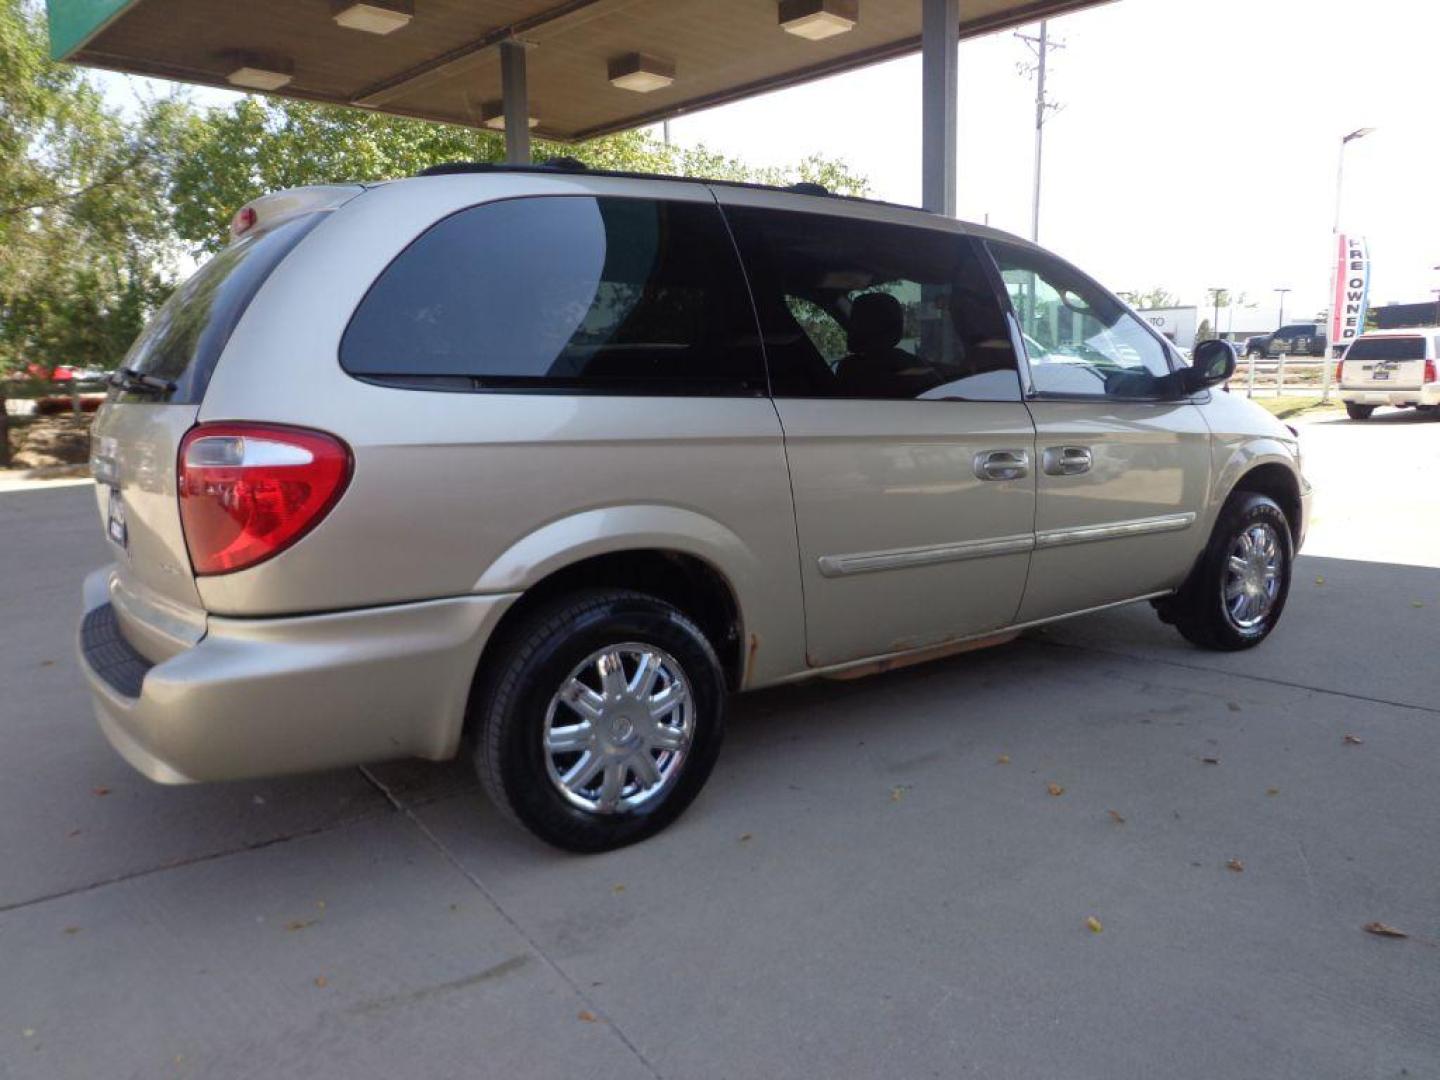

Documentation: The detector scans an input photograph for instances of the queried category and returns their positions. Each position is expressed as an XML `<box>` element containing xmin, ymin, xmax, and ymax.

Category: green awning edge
<box><xmin>46</xmin><ymin>0</ymin><xmax>138</xmax><ymax>60</ymax></box>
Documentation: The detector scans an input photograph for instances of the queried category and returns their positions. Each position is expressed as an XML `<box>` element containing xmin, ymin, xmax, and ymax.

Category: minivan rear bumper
<box><xmin>78</xmin><ymin>566</ymin><xmax>517</xmax><ymax>784</ymax></box>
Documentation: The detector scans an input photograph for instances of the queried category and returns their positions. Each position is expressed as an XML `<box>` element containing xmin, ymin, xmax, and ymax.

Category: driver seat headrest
<box><xmin>847</xmin><ymin>292</ymin><xmax>905</xmax><ymax>354</ymax></box>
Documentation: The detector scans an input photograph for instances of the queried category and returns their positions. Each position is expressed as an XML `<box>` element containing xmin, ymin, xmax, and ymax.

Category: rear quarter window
<box><xmin>340</xmin><ymin>196</ymin><xmax>766</xmax><ymax>396</ymax></box>
<box><xmin>120</xmin><ymin>213</ymin><xmax>321</xmax><ymax>404</ymax></box>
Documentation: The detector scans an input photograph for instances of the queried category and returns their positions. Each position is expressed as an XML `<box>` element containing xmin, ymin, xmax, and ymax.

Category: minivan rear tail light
<box><xmin>1334</xmin><ymin>359</ymin><xmax>1344</xmax><ymax>384</ymax></box>
<box><xmin>178</xmin><ymin>423</ymin><xmax>352</xmax><ymax>575</ymax></box>
<box><xmin>1426</xmin><ymin>359</ymin><xmax>1437</xmax><ymax>384</ymax></box>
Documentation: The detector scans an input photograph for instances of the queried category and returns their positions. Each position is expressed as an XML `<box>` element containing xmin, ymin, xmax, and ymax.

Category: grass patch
<box><xmin>1246</xmin><ymin>395</ymin><xmax>1345</xmax><ymax>420</ymax></box>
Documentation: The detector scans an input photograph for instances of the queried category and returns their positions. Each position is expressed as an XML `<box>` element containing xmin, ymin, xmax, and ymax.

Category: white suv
<box><xmin>79</xmin><ymin>163</ymin><xmax>1310</xmax><ymax>850</ymax></box>
<box><xmin>1337</xmin><ymin>328</ymin><xmax>1440</xmax><ymax>420</ymax></box>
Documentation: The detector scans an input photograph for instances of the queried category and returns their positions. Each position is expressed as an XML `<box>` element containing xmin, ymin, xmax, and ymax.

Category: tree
<box><xmin>1116</xmin><ymin>287</ymin><xmax>1179</xmax><ymax>310</ymax></box>
<box><xmin>169</xmin><ymin>98</ymin><xmax>870</xmax><ymax>252</ymax></box>
<box><xmin>1</xmin><ymin>0</ymin><xmax>183</xmax><ymax>463</ymax></box>
<box><xmin>1195</xmin><ymin>318</ymin><xmax>1214</xmax><ymax>343</ymax></box>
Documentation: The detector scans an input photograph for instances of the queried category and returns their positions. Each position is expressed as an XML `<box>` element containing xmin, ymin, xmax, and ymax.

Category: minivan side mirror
<box><xmin>1183</xmin><ymin>339</ymin><xmax>1237</xmax><ymax>393</ymax></box>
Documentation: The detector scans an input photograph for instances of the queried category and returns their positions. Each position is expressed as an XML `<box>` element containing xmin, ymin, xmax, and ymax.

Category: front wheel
<box><xmin>1345</xmin><ymin>403</ymin><xmax>1375</xmax><ymax>421</ymax></box>
<box><xmin>471</xmin><ymin>589</ymin><xmax>726</xmax><ymax>852</ymax></box>
<box><xmin>1158</xmin><ymin>492</ymin><xmax>1293</xmax><ymax>651</ymax></box>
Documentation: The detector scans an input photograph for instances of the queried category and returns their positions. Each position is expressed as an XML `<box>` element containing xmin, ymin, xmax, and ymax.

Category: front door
<box><xmin>986</xmin><ymin>240</ymin><xmax>1213</xmax><ymax>623</ymax></box>
<box><xmin>721</xmin><ymin>196</ymin><xmax>1037</xmax><ymax>668</ymax></box>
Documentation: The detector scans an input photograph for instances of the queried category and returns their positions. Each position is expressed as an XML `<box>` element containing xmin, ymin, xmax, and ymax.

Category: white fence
<box><xmin>1225</xmin><ymin>354</ymin><xmax>1336</xmax><ymax>399</ymax></box>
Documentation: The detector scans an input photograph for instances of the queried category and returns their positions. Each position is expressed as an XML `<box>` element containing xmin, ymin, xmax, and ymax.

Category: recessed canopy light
<box><xmin>608</xmin><ymin>53</ymin><xmax>676</xmax><ymax>93</ymax></box>
<box><xmin>225</xmin><ymin>55</ymin><xmax>294</xmax><ymax>91</ymax></box>
<box><xmin>480</xmin><ymin>101</ymin><xmax>538</xmax><ymax>131</ymax></box>
<box><xmin>331</xmin><ymin>0</ymin><xmax>413</xmax><ymax>35</ymax></box>
<box><xmin>779</xmin><ymin>0</ymin><xmax>858</xmax><ymax>40</ymax></box>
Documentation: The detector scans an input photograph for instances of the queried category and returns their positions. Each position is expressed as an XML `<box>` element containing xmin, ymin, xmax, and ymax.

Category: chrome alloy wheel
<box><xmin>1223</xmin><ymin>522</ymin><xmax>1283</xmax><ymax>631</ymax></box>
<box><xmin>542</xmin><ymin>643</ymin><xmax>695</xmax><ymax>815</ymax></box>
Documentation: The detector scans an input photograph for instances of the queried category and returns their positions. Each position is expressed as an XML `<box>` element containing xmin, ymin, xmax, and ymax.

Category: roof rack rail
<box><xmin>412</xmin><ymin>159</ymin><xmax>897</xmax><ymax>211</ymax></box>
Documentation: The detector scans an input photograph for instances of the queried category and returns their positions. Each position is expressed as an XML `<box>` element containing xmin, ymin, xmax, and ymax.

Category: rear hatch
<box><xmin>89</xmin><ymin>187</ymin><xmax>361</xmax><ymax>660</ymax></box>
<box><xmin>1341</xmin><ymin>335</ymin><xmax>1427</xmax><ymax>390</ymax></box>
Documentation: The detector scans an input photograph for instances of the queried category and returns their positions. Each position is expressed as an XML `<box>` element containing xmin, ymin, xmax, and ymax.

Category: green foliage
<box><xmin>1116</xmin><ymin>286</ymin><xmax>1179</xmax><ymax>310</ymax></box>
<box><xmin>1</xmin><ymin>0</ymin><xmax>181</xmax><ymax>382</ymax></box>
<box><xmin>1195</xmin><ymin>318</ymin><xmax>1214</xmax><ymax>343</ymax></box>
<box><xmin>169</xmin><ymin>97</ymin><xmax>870</xmax><ymax>251</ymax></box>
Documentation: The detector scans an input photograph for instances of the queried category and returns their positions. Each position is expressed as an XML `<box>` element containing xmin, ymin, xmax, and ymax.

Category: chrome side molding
<box><xmin>817</xmin><ymin>533</ymin><xmax>1036</xmax><ymax>578</ymax></box>
<box><xmin>1035</xmin><ymin>512</ymin><xmax>1197</xmax><ymax>549</ymax></box>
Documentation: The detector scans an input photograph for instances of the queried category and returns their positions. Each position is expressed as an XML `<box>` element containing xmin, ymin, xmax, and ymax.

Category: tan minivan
<box><xmin>79</xmin><ymin>164</ymin><xmax>1310</xmax><ymax>850</ymax></box>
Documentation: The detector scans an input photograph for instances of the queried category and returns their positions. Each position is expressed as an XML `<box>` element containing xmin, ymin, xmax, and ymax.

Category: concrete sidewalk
<box><xmin>2</xmin><ymin>411</ymin><xmax>1437</xmax><ymax>1079</ymax></box>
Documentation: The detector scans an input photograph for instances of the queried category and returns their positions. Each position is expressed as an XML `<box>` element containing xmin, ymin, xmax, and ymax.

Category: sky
<box><xmin>97</xmin><ymin>0</ymin><xmax>1439</xmax><ymax>332</ymax></box>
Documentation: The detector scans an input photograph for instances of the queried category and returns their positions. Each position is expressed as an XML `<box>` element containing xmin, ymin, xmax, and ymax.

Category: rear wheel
<box><xmin>471</xmin><ymin>589</ymin><xmax>726</xmax><ymax>852</ymax></box>
<box><xmin>1157</xmin><ymin>492</ymin><xmax>1292</xmax><ymax>651</ymax></box>
<box><xmin>1345</xmin><ymin>403</ymin><xmax>1375</xmax><ymax>421</ymax></box>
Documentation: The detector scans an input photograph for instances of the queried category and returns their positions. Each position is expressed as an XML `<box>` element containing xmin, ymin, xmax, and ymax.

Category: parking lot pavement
<box><xmin>2</xmin><ymin>410</ymin><xmax>1437</xmax><ymax>1079</ymax></box>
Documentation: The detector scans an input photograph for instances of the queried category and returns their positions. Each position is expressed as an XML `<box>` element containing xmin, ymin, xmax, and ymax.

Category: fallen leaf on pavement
<box><xmin>1363</xmin><ymin>922</ymin><xmax>1408</xmax><ymax>939</ymax></box>
<box><xmin>1047</xmin><ymin>782</ymin><xmax>1065</xmax><ymax>797</ymax></box>
<box><xmin>22</xmin><ymin>1029</ymin><xmax>35</xmax><ymax>1039</ymax></box>
<box><xmin>1413</xmin><ymin>601</ymin><xmax>1425</xmax><ymax>609</ymax></box>
<box><xmin>1085</xmin><ymin>916</ymin><xmax>1103</xmax><ymax>933</ymax></box>
<box><xmin>996</xmin><ymin>754</ymin><xmax>1010</xmax><ymax>765</ymax></box>
<box><xmin>285</xmin><ymin>919</ymin><xmax>317</xmax><ymax>932</ymax></box>
<box><xmin>1200</xmin><ymin>756</ymin><xmax>1220</xmax><ymax>765</ymax></box>
<box><xmin>92</xmin><ymin>786</ymin><xmax>110</xmax><ymax>796</ymax></box>
<box><xmin>1107</xmin><ymin>810</ymin><xmax>1125</xmax><ymax>824</ymax></box>
<box><xmin>612</xmin><ymin>884</ymin><xmax>625</xmax><ymax>895</ymax></box>
<box><xmin>39</xmin><ymin>660</ymin><xmax>54</xmax><ymax>667</ymax></box>
<box><xmin>1343</xmin><ymin>734</ymin><xmax>1364</xmax><ymax>746</ymax></box>
<box><xmin>66</xmin><ymin>828</ymin><xmax>82</xmax><ymax>838</ymax></box>
<box><xmin>578</xmin><ymin>1010</ymin><xmax>598</xmax><ymax>1023</ymax></box>
<box><xmin>63</xmin><ymin>926</ymin><xmax>81</xmax><ymax>935</ymax></box>
<box><xmin>1226</xmin><ymin>859</ymin><xmax>1244</xmax><ymax>873</ymax></box>
<box><xmin>889</xmin><ymin>785</ymin><xmax>910</xmax><ymax>802</ymax></box>
<box><xmin>1314</xmin><ymin>576</ymin><xmax>1325</xmax><ymax>585</ymax></box>
<box><xmin>313</xmin><ymin>976</ymin><xmax>328</xmax><ymax>988</ymax></box>
<box><xmin>1266</xmin><ymin>787</ymin><xmax>1280</xmax><ymax>796</ymax></box>
<box><xmin>1226</xmin><ymin>702</ymin><xmax>1242</xmax><ymax>712</ymax></box>
<box><xmin>739</xmin><ymin>833</ymin><xmax>752</xmax><ymax>843</ymax></box>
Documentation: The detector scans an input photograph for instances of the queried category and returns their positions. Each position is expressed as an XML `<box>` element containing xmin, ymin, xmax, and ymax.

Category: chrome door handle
<box><xmin>1042</xmin><ymin>446</ymin><xmax>1093</xmax><ymax>476</ymax></box>
<box><xmin>974</xmin><ymin>449</ymin><xmax>1030</xmax><ymax>481</ymax></box>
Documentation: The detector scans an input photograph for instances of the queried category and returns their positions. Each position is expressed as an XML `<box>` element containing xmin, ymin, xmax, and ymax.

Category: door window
<box><xmin>341</xmin><ymin>196</ymin><xmax>765</xmax><ymax>395</ymax></box>
<box><xmin>724</xmin><ymin>206</ymin><xmax>1022</xmax><ymax>401</ymax></box>
<box><xmin>988</xmin><ymin>241</ymin><xmax>1175</xmax><ymax>399</ymax></box>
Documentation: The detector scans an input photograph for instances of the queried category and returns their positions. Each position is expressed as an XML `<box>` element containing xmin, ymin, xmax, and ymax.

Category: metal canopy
<box><xmin>49</xmin><ymin>0</ymin><xmax>1108</xmax><ymax>142</ymax></box>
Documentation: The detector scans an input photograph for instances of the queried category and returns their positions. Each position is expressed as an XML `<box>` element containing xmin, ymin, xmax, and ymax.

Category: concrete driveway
<box><xmin>2</xmin><ymin>408</ymin><xmax>1437</xmax><ymax>1080</ymax></box>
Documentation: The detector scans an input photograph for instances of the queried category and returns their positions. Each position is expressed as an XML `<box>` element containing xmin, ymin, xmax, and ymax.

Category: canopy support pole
<box><xmin>921</xmin><ymin>0</ymin><xmax>959</xmax><ymax>216</ymax></box>
<box><xmin>500</xmin><ymin>39</ymin><xmax>531</xmax><ymax>164</ymax></box>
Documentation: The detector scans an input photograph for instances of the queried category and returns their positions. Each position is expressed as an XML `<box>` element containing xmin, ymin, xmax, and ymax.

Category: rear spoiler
<box><xmin>229</xmin><ymin>185</ymin><xmax>366</xmax><ymax>242</ymax></box>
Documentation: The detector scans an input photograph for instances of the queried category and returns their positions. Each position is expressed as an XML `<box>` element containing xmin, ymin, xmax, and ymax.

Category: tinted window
<box><xmin>723</xmin><ymin>206</ymin><xmax>1021</xmax><ymax>401</ymax></box>
<box><xmin>121</xmin><ymin>213</ymin><xmax>320</xmax><ymax>404</ymax></box>
<box><xmin>341</xmin><ymin>197</ymin><xmax>764</xmax><ymax>395</ymax></box>
<box><xmin>1346</xmin><ymin>336</ymin><xmax>1425</xmax><ymax>361</ymax></box>
<box><xmin>988</xmin><ymin>241</ymin><xmax>1174</xmax><ymax>399</ymax></box>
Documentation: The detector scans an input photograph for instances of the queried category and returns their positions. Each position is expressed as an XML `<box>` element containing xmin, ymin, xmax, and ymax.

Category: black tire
<box><xmin>471</xmin><ymin>589</ymin><xmax>726</xmax><ymax>852</ymax></box>
<box><xmin>1345</xmin><ymin>403</ymin><xmax>1375</xmax><ymax>421</ymax></box>
<box><xmin>1158</xmin><ymin>492</ymin><xmax>1293</xmax><ymax>651</ymax></box>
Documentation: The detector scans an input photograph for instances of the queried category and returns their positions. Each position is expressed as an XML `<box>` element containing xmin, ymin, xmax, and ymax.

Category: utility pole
<box><xmin>1273</xmin><ymin>287</ymin><xmax>1290</xmax><ymax>328</ymax></box>
<box><xmin>1016</xmin><ymin>21</ymin><xmax>1063</xmax><ymax>242</ymax></box>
